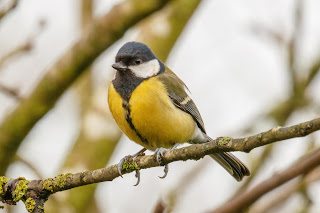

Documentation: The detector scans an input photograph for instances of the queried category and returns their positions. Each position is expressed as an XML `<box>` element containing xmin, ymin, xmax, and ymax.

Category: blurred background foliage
<box><xmin>0</xmin><ymin>0</ymin><xmax>320</xmax><ymax>212</ymax></box>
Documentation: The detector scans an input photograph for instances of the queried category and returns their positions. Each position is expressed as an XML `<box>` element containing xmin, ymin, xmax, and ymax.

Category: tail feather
<box><xmin>210</xmin><ymin>152</ymin><xmax>250</xmax><ymax>181</ymax></box>
<box><xmin>203</xmin><ymin>135</ymin><xmax>250</xmax><ymax>181</ymax></box>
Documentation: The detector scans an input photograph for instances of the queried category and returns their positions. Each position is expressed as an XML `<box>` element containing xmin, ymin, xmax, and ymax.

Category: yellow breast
<box><xmin>108</xmin><ymin>84</ymin><xmax>143</xmax><ymax>147</ymax></box>
<box><xmin>108</xmin><ymin>77</ymin><xmax>195</xmax><ymax>151</ymax></box>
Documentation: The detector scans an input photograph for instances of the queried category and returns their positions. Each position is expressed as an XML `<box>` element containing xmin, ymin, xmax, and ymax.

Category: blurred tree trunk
<box><xmin>46</xmin><ymin>0</ymin><xmax>121</xmax><ymax>212</ymax></box>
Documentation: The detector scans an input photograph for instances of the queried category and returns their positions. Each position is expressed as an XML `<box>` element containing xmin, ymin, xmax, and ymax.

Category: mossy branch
<box><xmin>0</xmin><ymin>117</ymin><xmax>319</xmax><ymax>212</ymax></box>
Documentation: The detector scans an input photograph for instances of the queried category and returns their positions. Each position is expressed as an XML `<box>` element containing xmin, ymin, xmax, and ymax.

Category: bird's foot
<box><xmin>117</xmin><ymin>148</ymin><xmax>146</xmax><ymax>186</ymax></box>
<box><xmin>154</xmin><ymin>147</ymin><xmax>169</xmax><ymax>179</ymax></box>
<box><xmin>155</xmin><ymin>144</ymin><xmax>180</xmax><ymax>179</ymax></box>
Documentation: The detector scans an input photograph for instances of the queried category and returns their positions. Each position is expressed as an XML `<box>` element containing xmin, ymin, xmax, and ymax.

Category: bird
<box><xmin>108</xmin><ymin>41</ymin><xmax>250</xmax><ymax>185</ymax></box>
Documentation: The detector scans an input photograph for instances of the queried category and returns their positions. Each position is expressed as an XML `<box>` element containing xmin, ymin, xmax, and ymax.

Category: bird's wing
<box><xmin>157</xmin><ymin>67</ymin><xmax>206</xmax><ymax>134</ymax></box>
<box><xmin>157</xmin><ymin>67</ymin><xmax>251</xmax><ymax>181</ymax></box>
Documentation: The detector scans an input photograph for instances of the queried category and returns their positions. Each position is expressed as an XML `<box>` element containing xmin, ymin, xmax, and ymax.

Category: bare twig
<box><xmin>248</xmin><ymin>166</ymin><xmax>320</xmax><ymax>213</ymax></box>
<box><xmin>231</xmin><ymin>145</ymin><xmax>273</xmax><ymax>197</ymax></box>
<box><xmin>0</xmin><ymin>0</ymin><xmax>18</xmax><ymax>20</ymax></box>
<box><xmin>0</xmin><ymin>41</ymin><xmax>32</xmax><ymax>69</ymax></box>
<box><xmin>0</xmin><ymin>84</ymin><xmax>21</xmax><ymax>100</ymax></box>
<box><xmin>210</xmin><ymin>147</ymin><xmax>320</xmax><ymax>213</ymax></box>
<box><xmin>287</xmin><ymin>0</ymin><xmax>303</xmax><ymax>91</ymax></box>
<box><xmin>165</xmin><ymin>161</ymin><xmax>207</xmax><ymax>213</ymax></box>
<box><xmin>153</xmin><ymin>199</ymin><xmax>166</xmax><ymax>213</ymax></box>
<box><xmin>0</xmin><ymin>117</ymin><xmax>319</xmax><ymax>212</ymax></box>
<box><xmin>15</xmin><ymin>155</ymin><xmax>43</xmax><ymax>179</ymax></box>
<box><xmin>0</xmin><ymin>19</ymin><xmax>46</xmax><ymax>69</ymax></box>
<box><xmin>247</xmin><ymin>137</ymin><xmax>318</xmax><ymax>213</ymax></box>
<box><xmin>250</xmin><ymin>24</ymin><xmax>285</xmax><ymax>46</ymax></box>
<box><xmin>306</xmin><ymin>58</ymin><xmax>320</xmax><ymax>86</ymax></box>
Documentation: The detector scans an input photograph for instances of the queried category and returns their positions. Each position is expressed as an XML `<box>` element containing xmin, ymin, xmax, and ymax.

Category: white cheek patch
<box><xmin>129</xmin><ymin>59</ymin><xmax>160</xmax><ymax>78</ymax></box>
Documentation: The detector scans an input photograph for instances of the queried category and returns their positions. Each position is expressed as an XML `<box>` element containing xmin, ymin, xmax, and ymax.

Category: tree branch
<box><xmin>210</xmin><ymin>146</ymin><xmax>320</xmax><ymax>213</ymax></box>
<box><xmin>0</xmin><ymin>117</ymin><xmax>319</xmax><ymax>212</ymax></box>
<box><xmin>248</xmin><ymin>165</ymin><xmax>320</xmax><ymax>213</ymax></box>
<box><xmin>0</xmin><ymin>0</ymin><xmax>18</xmax><ymax>21</ymax></box>
<box><xmin>0</xmin><ymin>84</ymin><xmax>21</xmax><ymax>100</ymax></box>
<box><xmin>214</xmin><ymin>117</ymin><xmax>320</xmax><ymax>153</ymax></box>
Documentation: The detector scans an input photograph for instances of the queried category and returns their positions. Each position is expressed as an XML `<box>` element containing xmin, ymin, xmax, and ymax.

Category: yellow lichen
<box><xmin>42</xmin><ymin>173</ymin><xmax>72</xmax><ymax>192</ymax></box>
<box><xmin>17</xmin><ymin>177</ymin><xmax>26</xmax><ymax>180</ymax></box>
<box><xmin>218</xmin><ymin>137</ymin><xmax>233</xmax><ymax>146</ymax></box>
<box><xmin>122</xmin><ymin>161</ymin><xmax>140</xmax><ymax>172</ymax></box>
<box><xmin>0</xmin><ymin>176</ymin><xmax>11</xmax><ymax>196</ymax></box>
<box><xmin>12</xmin><ymin>179</ymin><xmax>30</xmax><ymax>202</ymax></box>
<box><xmin>42</xmin><ymin>178</ymin><xmax>54</xmax><ymax>192</ymax></box>
<box><xmin>24</xmin><ymin>197</ymin><xmax>36</xmax><ymax>213</ymax></box>
<box><xmin>53</xmin><ymin>173</ymin><xmax>72</xmax><ymax>189</ymax></box>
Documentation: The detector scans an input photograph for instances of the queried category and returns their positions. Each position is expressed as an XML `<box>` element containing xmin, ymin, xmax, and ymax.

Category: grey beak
<box><xmin>112</xmin><ymin>62</ymin><xmax>127</xmax><ymax>71</ymax></box>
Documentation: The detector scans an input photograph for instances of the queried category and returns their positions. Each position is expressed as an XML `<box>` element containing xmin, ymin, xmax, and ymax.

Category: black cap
<box><xmin>115</xmin><ymin>42</ymin><xmax>156</xmax><ymax>64</ymax></box>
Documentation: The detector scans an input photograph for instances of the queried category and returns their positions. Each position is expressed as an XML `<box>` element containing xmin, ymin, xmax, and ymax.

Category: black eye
<box><xmin>135</xmin><ymin>59</ymin><xmax>141</xmax><ymax>65</ymax></box>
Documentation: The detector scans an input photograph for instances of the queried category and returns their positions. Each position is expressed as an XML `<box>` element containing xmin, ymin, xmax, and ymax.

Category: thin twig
<box><xmin>287</xmin><ymin>0</ymin><xmax>303</xmax><ymax>92</ymax></box>
<box><xmin>247</xmin><ymin>137</ymin><xmax>318</xmax><ymax>213</ymax></box>
<box><xmin>0</xmin><ymin>84</ymin><xmax>22</xmax><ymax>100</ymax></box>
<box><xmin>0</xmin><ymin>19</ymin><xmax>46</xmax><ymax>69</ymax></box>
<box><xmin>0</xmin><ymin>0</ymin><xmax>18</xmax><ymax>20</ymax></box>
<box><xmin>210</xmin><ymin>147</ymin><xmax>320</xmax><ymax>213</ymax></box>
<box><xmin>248</xmin><ymin>166</ymin><xmax>320</xmax><ymax>213</ymax></box>
<box><xmin>15</xmin><ymin>155</ymin><xmax>43</xmax><ymax>179</ymax></box>
<box><xmin>165</xmin><ymin>161</ymin><xmax>207</xmax><ymax>213</ymax></box>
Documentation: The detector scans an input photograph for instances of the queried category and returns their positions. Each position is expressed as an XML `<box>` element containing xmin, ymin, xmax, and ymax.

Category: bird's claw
<box><xmin>159</xmin><ymin>164</ymin><xmax>169</xmax><ymax>179</ymax></box>
<box><xmin>133</xmin><ymin>170</ymin><xmax>140</xmax><ymax>186</ymax></box>
<box><xmin>155</xmin><ymin>147</ymin><xmax>167</xmax><ymax>165</ymax></box>
<box><xmin>155</xmin><ymin>147</ymin><xmax>169</xmax><ymax>178</ymax></box>
<box><xmin>118</xmin><ymin>155</ymin><xmax>141</xmax><ymax>186</ymax></box>
<box><xmin>118</xmin><ymin>155</ymin><xmax>130</xmax><ymax>178</ymax></box>
<box><xmin>117</xmin><ymin>148</ymin><xmax>146</xmax><ymax>186</ymax></box>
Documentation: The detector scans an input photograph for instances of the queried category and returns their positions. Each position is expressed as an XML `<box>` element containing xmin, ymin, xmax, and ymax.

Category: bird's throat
<box><xmin>112</xmin><ymin>70</ymin><xmax>144</xmax><ymax>102</ymax></box>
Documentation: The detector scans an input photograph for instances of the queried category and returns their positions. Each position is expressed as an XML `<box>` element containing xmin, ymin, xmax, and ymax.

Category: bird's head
<box><xmin>112</xmin><ymin>42</ymin><xmax>163</xmax><ymax>78</ymax></box>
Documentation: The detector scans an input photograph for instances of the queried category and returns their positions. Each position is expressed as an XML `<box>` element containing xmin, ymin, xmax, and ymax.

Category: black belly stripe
<box><xmin>122</xmin><ymin>101</ymin><xmax>149</xmax><ymax>145</ymax></box>
<box><xmin>111</xmin><ymin>63</ymin><xmax>165</xmax><ymax>146</ymax></box>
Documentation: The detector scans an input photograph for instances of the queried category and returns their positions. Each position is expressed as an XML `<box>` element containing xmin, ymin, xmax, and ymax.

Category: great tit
<box><xmin>108</xmin><ymin>42</ymin><xmax>250</xmax><ymax>183</ymax></box>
